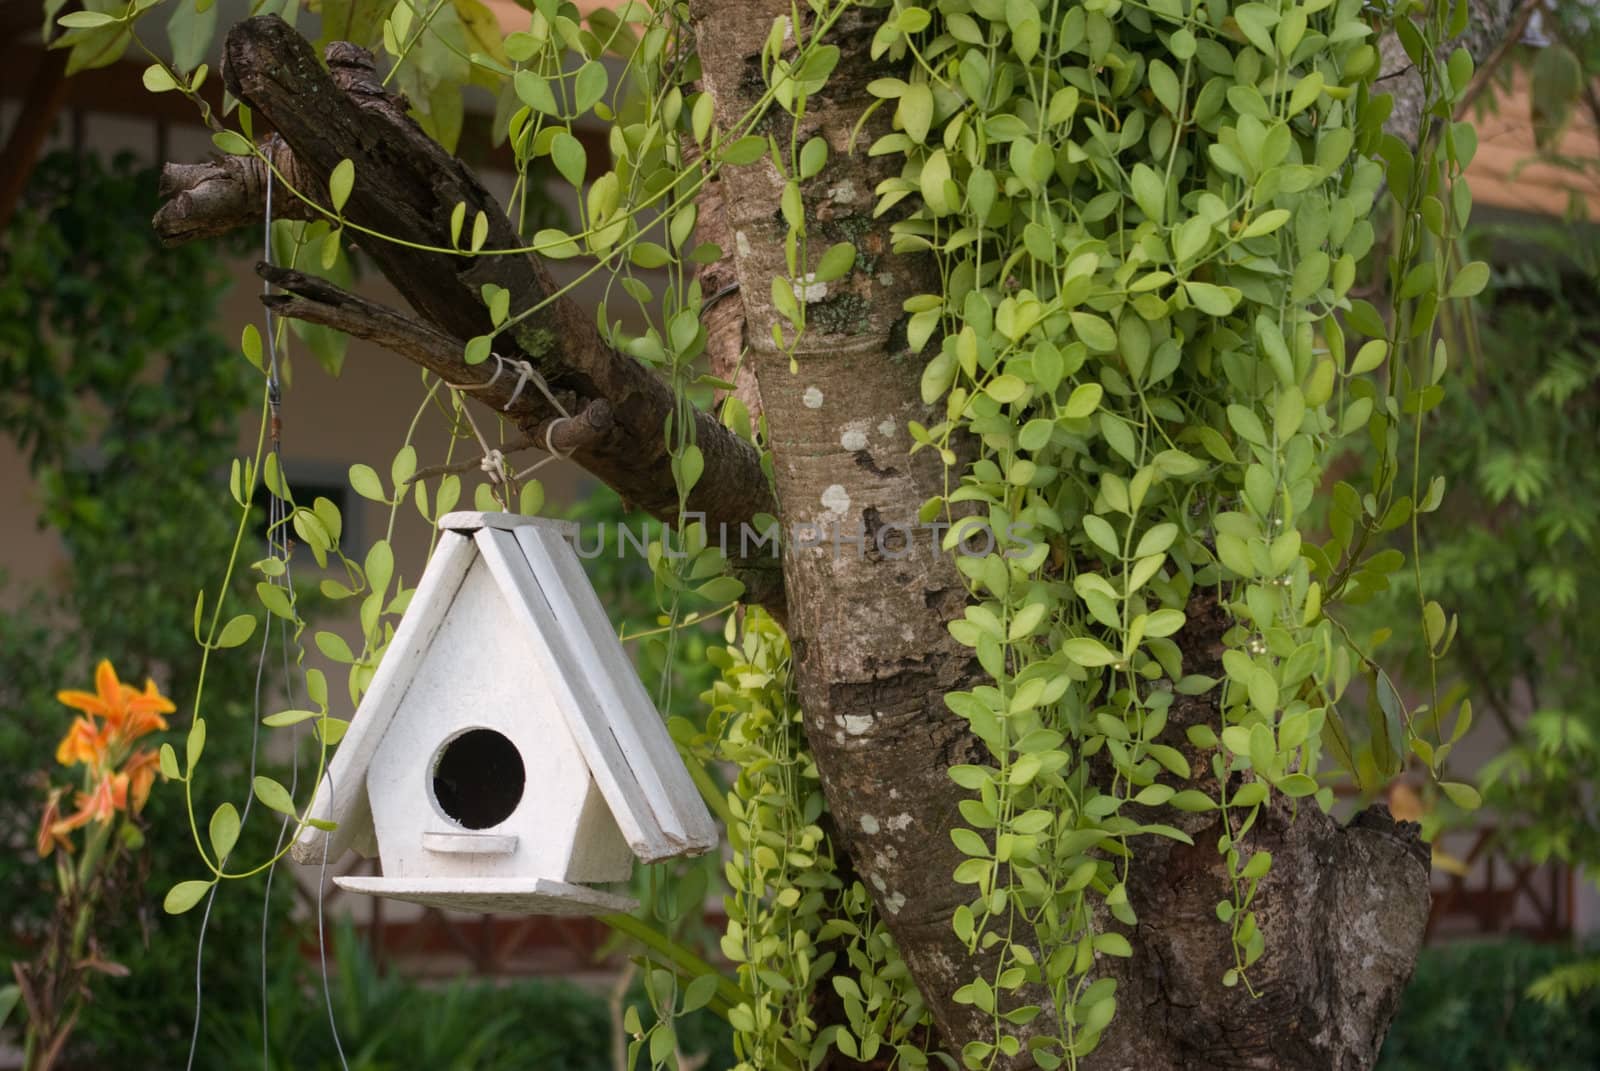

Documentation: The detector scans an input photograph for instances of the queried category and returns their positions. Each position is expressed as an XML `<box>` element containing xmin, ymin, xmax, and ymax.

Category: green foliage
<box><xmin>0</xmin><ymin>149</ymin><xmax>294</xmax><ymax>1064</ymax></box>
<box><xmin>1378</xmin><ymin>940</ymin><xmax>1600</xmax><ymax>1071</ymax></box>
<box><xmin>847</xmin><ymin>0</ymin><xmax>1485</xmax><ymax>1061</ymax></box>
<box><xmin>685</xmin><ymin>610</ymin><xmax>936</xmax><ymax>1070</ymax></box>
<box><xmin>200</xmin><ymin>920</ymin><xmax>735</xmax><ymax>1071</ymax></box>
<box><xmin>1362</xmin><ymin>222</ymin><xmax>1600</xmax><ymax>866</ymax></box>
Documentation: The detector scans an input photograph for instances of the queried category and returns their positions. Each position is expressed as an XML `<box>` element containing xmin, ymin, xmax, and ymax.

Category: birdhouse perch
<box><xmin>290</xmin><ymin>512</ymin><xmax>719</xmax><ymax>916</ymax></box>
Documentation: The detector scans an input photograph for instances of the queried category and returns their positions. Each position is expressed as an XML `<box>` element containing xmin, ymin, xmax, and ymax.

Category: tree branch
<box><xmin>153</xmin><ymin>16</ymin><xmax>783</xmax><ymax>613</ymax></box>
<box><xmin>255</xmin><ymin>263</ymin><xmax>785</xmax><ymax>612</ymax></box>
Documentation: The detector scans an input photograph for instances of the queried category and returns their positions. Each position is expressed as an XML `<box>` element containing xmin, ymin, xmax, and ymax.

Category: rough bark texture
<box><xmin>155</xmin><ymin>17</ymin><xmax>783</xmax><ymax>612</ymax></box>
<box><xmin>151</xmin><ymin>8</ymin><xmax>1517</xmax><ymax>1068</ymax></box>
<box><xmin>689</xmin><ymin>1</ymin><xmax>1004</xmax><ymax>1055</ymax></box>
<box><xmin>1378</xmin><ymin>0</ymin><xmax>1518</xmax><ymax>147</ymax></box>
<box><xmin>1086</xmin><ymin>594</ymin><xmax>1433</xmax><ymax>1069</ymax></box>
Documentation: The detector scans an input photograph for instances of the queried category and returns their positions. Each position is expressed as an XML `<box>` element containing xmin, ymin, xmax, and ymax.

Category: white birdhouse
<box><xmin>290</xmin><ymin>512</ymin><xmax>718</xmax><ymax>916</ymax></box>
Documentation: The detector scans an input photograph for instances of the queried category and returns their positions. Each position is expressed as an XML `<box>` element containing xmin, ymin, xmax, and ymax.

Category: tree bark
<box><xmin>1085</xmin><ymin>594</ymin><xmax>1433</xmax><ymax>1069</ymax></box>
<box><xmin>688</xmin><ymin>0</ymin><xmax>1007</xmax><ymax>1055</ymax></box>
<box><xmin>155</xmin><ymin>18</ymin><xmax>783</xmax><ymax>613</ymax></box>
<box><xmin>151</xmin><ymin>7</ymin><xmax>1518</xmax><ymax>1067</ymax></box>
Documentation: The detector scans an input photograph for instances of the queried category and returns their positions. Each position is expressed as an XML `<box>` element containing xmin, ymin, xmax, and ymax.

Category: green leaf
<box><xmin>263</xmin><ymin>709</ymin><xmax>319</xmax><ymax>727</ymax></box>
<box><xmin>551</xmin><ymin>132</ymin><xmax>587</xmax><ymax>189</ymax></box>
<box><xmin>1063</xmin><ymin>382</ymin><xmax>1103</xmax><ymax>419</ymax></box>
<box><xmin>514</xmin><ymin>70</ymin><xmax>558</xmax><ymax>115</ymax></box>
<box><xmin>986</xmin><ymin>374</ymin><xmax>1028</xmax><ymax>404</ymax></box>
<box><xmin>920</xmin><ymin>148</ymin><xmax>953</xmax><ymax>215</ymax></box>
<box><xmin>1093</xmin><ymin>932</ymin><xmax>1132</xmax><ymax>957</ymax></box>
<box><xmin>349</xmin><ymin>463</ymin><xmax>387</xmax><ymax>502</ymax></box>
<box><xmin>900</xmin><ymin>81</ymin><xmax>933</xmax><ymax>143</ymax></box>
<box><xmin>315</xmin><ymin>630</ymin><xmax>355</xmax><ymax>663</ymax></box>
<box><xmin>691</xmin><ymin>92</ymin><xmax>714</xmax><ymax>144</ymax></box>
<box><xmin>253</xmin><ymin>776</ymin><xmax>298</xmax><ymax>817</ymax></box>
<box><xmin>682</xmin><ymin>972</ymin><xmax>721</xmax><ymax>1014</ymax></box>
<box><xmin>1448</xmin><ymin>261</ymin><xmax>1490</xmax><ymax>299</ymax></box>
<box><xmin>164</xmin><ymin>880</ymin><xmax>214</xmax><ymax>915</ymax></box>
<box><xmin>1227</xmin><ymin>405</ymin><xmax>1268</xmax><ymax>446</ymax></box>
<box><xmin>142</xmin><ymin>63</ymin><xmax>178</xmax><ymax>92</ymax></box>
<box><xmin>1277</xmin><ymin>773</ymin><xmax>1319</xmax><ymax>797</ymax></box>
<box><xmin>1130</xmin><ymin>164</ymin><xmax>1165</xmax><ymax>223</ymax></box>
<box><xmin>214</xmin><ymin>613</ymin><xmax>257</xmax><ymax>649</ymax></box>
<box><xmin>159</xmin><ymin>743</ymin><xmax>180</xmax><ymax>780</ymax></box>
<box><xmin>241</xmin><ymin>323</ymin><xmax>263</xmax><ymax>371</ymax></box>
<box><xmin>209</xmin><ymin>802</ymin><xmax>240</xmax><ymax>860</ymax></box>
<box><xmin>1070</xmin><ymin>312</ymin><xmax>1117</xmax><ymax>352</ymax></box>
<box><xmin>256</xmin><ymin>582</ymin><xmax>295</xmax><ymax>620</ymax></box>
<box><xmin>721</xmin><ymin>136</ymin><xmax>767</xmax><ymax>165</ymax></box>
<box><xmin>211</xmin><ymin>130</ymin><xmax>253</xmax><ymax>156</ymax></box>
<box><xmin>1185</xmin><ymin>282</ymin><xmax>1239</xmax><ymax>316</ymax></box>
<box><xmin>329</xmin><ymin>158</ymin><xmax>355</xmax><ymax>213</ymax></box>
<box><xmin>675</xmin><ymin>444</ymin><xmax>705</xmax><ymax>494</ymax></box>
<box><xmin>799</xmin><ymin>136</ymin><xmax>829</xmax><ymax>179</ymax></box>
<box><xmin>59</xmin><ymin>10</ymin><xmax>117</xmax><ymax>27</ymax></box>
<box><xmin>186</xmin><ymin>718</ymin><xmax>207</xmax><ymax>769</ymax></box>
<box><xmin>815</xmin><ymin>242</ymin><xmax>856</xmax><ymax>282</ymax></box>
<box><xmin>390</xmin><ymin>446</ymin><xmax>417</xmax><ymax>491</ymax></box>
<box><xmin>1143</xmin><ymin>608</ymin><xmax>1185</xmax><ymax>637</ymax></box>
<box><xmin>574</xmin><ymin>61</ymin><xmax>609</xmax><ymax>115</ymax></box>
<box><xmin>1062</xmin><ymin>637</ymin><xmax>1118</xmax><ymax>667</ymax></box>
<box><xmin>1440</xmin><ymin>781</ymin><xmax>1482</xmax><ymax>810</ymax></box>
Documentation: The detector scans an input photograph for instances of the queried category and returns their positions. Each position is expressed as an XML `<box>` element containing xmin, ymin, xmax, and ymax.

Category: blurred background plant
<box><xmin>6</xmin><ymin>660</ymin><xmax>172</xmax><ymax>1069</ymax></box>
<box><xmin>1378</xmin><ymin>939</ymin><xmax>1600</xmax><ymax>1071</ymax></box>
<box><xmin>1365</xmin><ymin>0</ymin><xmax>1600</xmax><ymax>1016</ymax></box>
<box><xmin>197</xmin><ymin>921</ymin><xmax>733</xmax><ymax>1071</ymax></box>
<box><xmin>0</xmin><ymin>148</ymin><xmax>293</xmax><ymax>1067</ymax></box>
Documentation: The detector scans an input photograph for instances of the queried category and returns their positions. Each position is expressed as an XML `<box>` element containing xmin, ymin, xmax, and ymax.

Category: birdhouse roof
<box><xmin>292</xmin><ymin>512</ymin><xmax>718</xmax><ymax>867</ymax></box>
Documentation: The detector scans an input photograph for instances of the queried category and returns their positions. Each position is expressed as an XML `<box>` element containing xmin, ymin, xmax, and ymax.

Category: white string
<box><xmin>445</xmin><ymin>353</ymin><xmax>580</xmax><ymax>500</ymax></box>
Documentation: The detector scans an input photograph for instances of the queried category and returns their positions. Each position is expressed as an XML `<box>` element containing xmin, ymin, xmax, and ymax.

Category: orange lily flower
<box><xmin>44</xmin><ymin>660</ymin><xmax>172</xmax><ymax>853</ymax></box>
<box><xmin>52</xmin><ymin>774</ymin><xmax>127</xmax><ymax>839</ymax></box>
<box><xmin>37</xmin><ymin>787</ymin><xmax>71</xmax><ymax>857</ymax></box>
<box><xmin>54</xmin><ymin>660</ymin><xmax>172</xmax><ymax>770</ymax></box>
<box><xmin>122</xmin><ymin>750</ymin><xmax>160</xmax><ymax>815</ymax></box>
<box><xmin>120</xmin><ymin>679</ymin><xmax>174</xmax><ymax>741</ymax></box>
<box><xmin>56</xmin><ymin>659</ymin><xmax>123</xmax><ymax>722</ymax></box>
<box><xmin>55</xmin><ymin>716</ymin><xmax>108</xmax><ymax>768</ymax></box>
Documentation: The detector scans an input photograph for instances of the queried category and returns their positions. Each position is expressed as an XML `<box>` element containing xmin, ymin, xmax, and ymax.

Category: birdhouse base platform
<box><xmin>334</xmin><ymin>876</ymin><xmax>638</xmax><ymax>916</ymax></box>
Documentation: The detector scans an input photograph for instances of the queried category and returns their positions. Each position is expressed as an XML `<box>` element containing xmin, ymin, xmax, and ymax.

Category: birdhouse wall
<box><xmin>365</xmin><ymin>557</ymin><xmax>633</xmax><ymax>884</ymax></box>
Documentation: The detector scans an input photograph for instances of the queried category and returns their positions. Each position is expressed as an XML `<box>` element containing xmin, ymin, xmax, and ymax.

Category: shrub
<box><xmin>1379</xmin><ymin>939</ymin><xmax>1600</xmax><ymax>1071</ymax></box>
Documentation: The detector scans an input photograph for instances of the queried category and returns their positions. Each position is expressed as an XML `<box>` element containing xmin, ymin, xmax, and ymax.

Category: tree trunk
<box><xmin>151</xmin><ymin>5</ymin><xmax>1515</xmax><ymax>1066</ymax></box>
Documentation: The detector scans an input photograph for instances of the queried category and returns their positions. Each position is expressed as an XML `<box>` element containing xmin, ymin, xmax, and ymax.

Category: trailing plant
<box><xmin>825</xmin><ymin>0</ymin><xmax>1486</xmax><ymax>1062</ymax></box>
<box><xmin>686</xmin><ymin>608</ymin><xmax>935</xmax><ymax>1069</ymax></box>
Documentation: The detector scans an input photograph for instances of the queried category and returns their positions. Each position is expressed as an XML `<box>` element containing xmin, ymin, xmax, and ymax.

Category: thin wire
<box><xmin>185</xmin><ymin>884</ymin><xmax>219</xmax><ymax>1069</ymax></box>
<box><xmin>316</xmin><ymin>770</ymin><xmax>349</xmax><ymax>1071</ymax></box>
<box><xmin>256</xmin><ymin>170</ymin><xmax>349</xmax><ymax>1071</ymax></box>
<box><xmin>256</xmin><ymin>168</ymin><xmax>296</xmax><ymax>1071</ymax></box>
<box><xmin>185</xmin><ymin>162</ymin><xmax>289</xmax><ymax>1071</ymax></box>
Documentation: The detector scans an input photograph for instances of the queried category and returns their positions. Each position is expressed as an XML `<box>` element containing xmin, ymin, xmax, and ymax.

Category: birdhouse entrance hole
<box><xmin>429</xmin><ymin>728</ymin><xmax>525</xmax><ymax>830</ymax></box>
